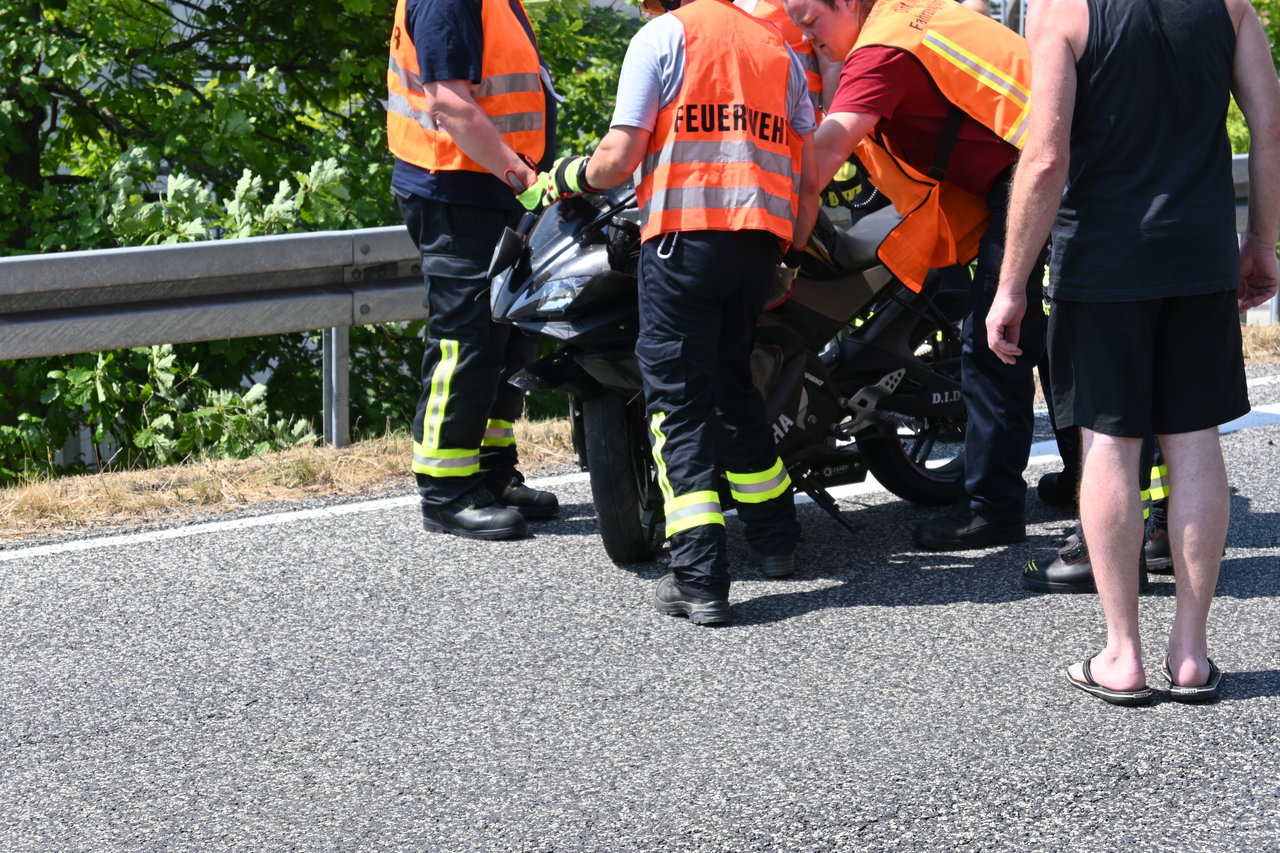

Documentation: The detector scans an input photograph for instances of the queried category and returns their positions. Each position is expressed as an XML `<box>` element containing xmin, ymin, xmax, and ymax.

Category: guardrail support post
<box><xmin>322</xmin><ymin>326</ymin><xmax>351</xmax><ymax>448</ymax></box>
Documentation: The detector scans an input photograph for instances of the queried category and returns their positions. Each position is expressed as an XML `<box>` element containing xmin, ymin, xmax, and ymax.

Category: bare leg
<box><xmin>1066</xmin><ymin>429</ymin><xmax>1147</xmax><ymax>691</ymax></box>
<box><xmin>1158</xmin><ymin>428</ymin><xmax>1229</xmax><ymax>687</ymax></box>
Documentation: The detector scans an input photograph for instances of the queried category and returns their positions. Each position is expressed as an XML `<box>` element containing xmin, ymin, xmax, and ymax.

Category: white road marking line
<box><xmin>3</xmin><ymin>396</ymin><xmax>1278</xmax><ymax>563</ymax></box>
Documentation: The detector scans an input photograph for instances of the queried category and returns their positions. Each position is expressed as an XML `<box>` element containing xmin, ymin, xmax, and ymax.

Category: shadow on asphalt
<box><xmin>546</xmin><ymin>485</ymin><xmax>1279</xmax><ymax>622</ymax></box>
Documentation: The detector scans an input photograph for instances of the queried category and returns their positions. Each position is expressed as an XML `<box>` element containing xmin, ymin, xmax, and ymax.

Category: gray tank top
<box><xmin>1049</xmin><ymin>0</ymin><xmax>1238</xmax><ymax>302</ymax></box>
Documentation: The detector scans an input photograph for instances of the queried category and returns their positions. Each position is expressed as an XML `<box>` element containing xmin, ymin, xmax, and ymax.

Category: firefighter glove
<box><xmin>541</xmin><ymin>155</ymin><xmax>597</xmax><ymax>205</ymax></box>
<box><xmin>514</xmin><ymin>172</ymin><xmax>553</xmax><ymax>211</ymax></box>
<box><xmin>822</xmin><ymin>160</ymin><xmax>864</xmax><ymax>208</ymax></box>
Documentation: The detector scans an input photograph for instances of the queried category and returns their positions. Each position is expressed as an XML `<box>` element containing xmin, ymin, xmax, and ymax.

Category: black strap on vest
<box><xmin>927</xmin><ymin>107</ymin><xmax>966</xmax><ymax>181</ymax></box>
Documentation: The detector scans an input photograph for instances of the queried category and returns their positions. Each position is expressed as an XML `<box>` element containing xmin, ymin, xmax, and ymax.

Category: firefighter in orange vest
<box><xmin>737</xmin><ymin>0</ymin><xmax>888</xmax><ymax>219</ymax></box>
<box><xmin>386</xmin><ymin>0</ymin><xmax>561</xmax><ymax>540</ymax></box>
<box><xmin>537</xmin><ymin>0</ymin><xmax>820</xmax><ymax>624</ymax></box>
<box><xmin>785</xmin><ymin>0</ymin><xmax>1048</xmax><ymax>550</ymax></box>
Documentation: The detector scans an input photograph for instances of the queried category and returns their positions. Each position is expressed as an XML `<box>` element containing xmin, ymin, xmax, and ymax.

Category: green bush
<box><xmin>0</xmin><ymin>0</ymin><xmax>638</xmax><ymax>485</ymax></box>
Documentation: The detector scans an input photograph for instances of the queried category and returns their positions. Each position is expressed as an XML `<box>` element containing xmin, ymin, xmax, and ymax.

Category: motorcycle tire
<box><xmin>582</xmin><ymin>394</ymin><xmax>663</xmax><ymax>563</ymax></box>
<box><xmin>856</xmin><ymin>422</ymin><xmax>965</xmax><ymax>505</ymax></box>
<box><xmin>855</xmin><ymin>327</ymin><xmax>966</xmax><ymax>505</ymax></box>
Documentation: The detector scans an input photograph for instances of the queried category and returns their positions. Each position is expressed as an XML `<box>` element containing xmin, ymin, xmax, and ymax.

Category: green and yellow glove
<box><xmin>822</xmin><ymin>159</ymin><xmax>865</xmax><ymax>208</ymax></box>
<box><xmin>515</xmin><ymin>172</ymin><xmax>553</xmax><ymax>211</ymax></box>
<box><xmin>540</xmin><ymin>155</ymin><xmax>598</xmax><ymax>205</ymax></box>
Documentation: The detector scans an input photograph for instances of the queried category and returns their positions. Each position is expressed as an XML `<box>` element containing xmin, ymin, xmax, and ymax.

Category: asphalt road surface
<box><xmin>2</xmin><ymin>365</ymin><xmax>1278</xmax><ymax>852</ymax></box>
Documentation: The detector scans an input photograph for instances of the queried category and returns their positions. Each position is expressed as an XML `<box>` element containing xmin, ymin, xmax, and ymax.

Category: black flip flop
<box><xmin>1066</xmin><ymin>654</ymin><xmax>1154</xmax><ymax>706</ymax></box>
<box><xmin>1162</xmin><ymin>658</ymin><xmax>1223</xmax><ymax>704</ymax></box>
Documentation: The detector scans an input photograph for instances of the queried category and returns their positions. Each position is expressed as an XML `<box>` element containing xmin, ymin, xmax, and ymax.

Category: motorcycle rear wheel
<box><xmin>582</xmin><ymin>394</ymin><xmax>664</xmax><ymax>562</ymax></box>
<box><xmin>855</xmin><ymin>327</ymin><xmax>966</xmax><ymax>505</ymax></box>
<box><xmin>856</xmin><ymin>420</ymin><xmax>965</xmax><ymax>505</ymax></box>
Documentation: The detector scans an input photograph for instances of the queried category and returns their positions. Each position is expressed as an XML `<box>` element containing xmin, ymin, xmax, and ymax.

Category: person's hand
<box><xmin>1237</xmin><ymin>237</ymin><xmax>1279</xmax><ymax>311</ymax></box>
<box><xmin>822</xmin><ymin>160</ymin><xmax>865</xmax><ymax>208</ymax></box>
<box><xmin>765</xmin><ymin>248</ymin><xmax>808</xmax><ymax>310</ymax></box>
<box><xmin>514</xmin><ymin>172</ymin><xmax>553</xmax><ymax>211</ymax></box>
<box><xmin>765</xmin><ymin>262</ymin><xmax>799</xmax><ymax>310</ymax></box>
<box><xmin>540</xmin><ymin>155</ymin><xmax>597</xmax><ymax>205</ymax></box>
<box><xmin>986</xmin><ymin>286</ymin><xmax>1028</xmax><ymax>365</ymax></box>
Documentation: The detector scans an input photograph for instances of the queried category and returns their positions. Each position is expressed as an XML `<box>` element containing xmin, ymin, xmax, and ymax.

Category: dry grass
<box><xmin>1242</xmin><ymin>320</ymin><xmax>1280</xmax><ymax>361</ymax></box>
<box><xmin>0</xmin><ymin>420</ymin><xmax>576</xmax><ymax>542</ymax></box>
<box><xmin>3</xmin><ymin>323</ymin><xmax>1277</xmax><ymax>542</ymax></box>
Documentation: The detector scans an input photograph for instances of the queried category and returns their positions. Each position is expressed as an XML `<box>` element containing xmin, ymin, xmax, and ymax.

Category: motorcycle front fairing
<box><xmin>490</xmin><ymin>187</ymin><xmax>641</xmax><ymax>343</ymax></box>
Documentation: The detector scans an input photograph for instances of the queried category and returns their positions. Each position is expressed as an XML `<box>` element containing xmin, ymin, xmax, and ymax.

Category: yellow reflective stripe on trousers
<box><xmin>922</xmin><ymin>31</ymin><xmax>1031</xmax><ymax>146</ymax></box>
<box><xmin>664</xmin><ymin>490</ymin><xmax>724</xmax><ymax>537</ymax></box>
<box><xmin>1148</xmin><ymin>464</ymin><xmax>1169</xmax><ymax>501</ymax></box>
<box><xmin>482</xmin><ymin>418</ymin><xmax>516</xmax><ymax>448</ymax></box>
<box><xmin>726</xmin><ymin>457</ymin><xmax>791</xmax><ymax>503</ymax></box>
<box><xmin>649</xmin><ymin>412</ymin><xmax>675</xmax><ymax>504</ymax></box>
<box><xmin>423</xmin><ymin>339</ymin><xmax>459</xmax><ymax>448</ymax></box>
<box><xmin>413</xmin><ymin>339</ymin><xmax>477</xmax><ymax>476</ymax></box>
<box><xmin>412</xmin><ymin>445</ymin><xmax>480</xmax><ymax>477</ymax></box>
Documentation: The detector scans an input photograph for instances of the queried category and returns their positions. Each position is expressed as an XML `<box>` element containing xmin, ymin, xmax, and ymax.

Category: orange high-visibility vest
<box><xmin>387</xmin><ymin>0</ymin><xmax>546</xmax><ymax>173</ymax></box>
<box><xmin>850</xmin><ymin>0</ymin><xmax>1031</xmax><ymax>291</ymax></box>
<box><xmin>746</xmin><ymin>0</ymin><xmax>825</xmax><ymax>119</ymax></box>
<box><xmin>637</xmin><ymin>0</ymin><xmax>804</xmax><ymax>244</ymax></box>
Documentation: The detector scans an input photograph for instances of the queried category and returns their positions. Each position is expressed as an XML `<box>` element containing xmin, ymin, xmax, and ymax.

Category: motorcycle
<box><xmin>489</xmin><ymin>185</ymin><xmax>969</xmax><ymax>562</ymax></box>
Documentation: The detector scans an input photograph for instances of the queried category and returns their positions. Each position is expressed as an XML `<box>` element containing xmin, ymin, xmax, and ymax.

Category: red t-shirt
<box><xmin>828</xmin><ymin>46</ymin><xmax>1016</xmax><ymax>197</ymax></box>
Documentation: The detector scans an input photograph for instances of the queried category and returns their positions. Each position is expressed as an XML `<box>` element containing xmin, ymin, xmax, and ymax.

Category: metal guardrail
<box><xmin>0</xmin><ymin>225</ymin><xmax>423</xmax><ymax>446</ymax></box>
<box><xmin>0</xmin><ymin>154</ymin><xmax>1267</xmax><ymax>448</ymax></box>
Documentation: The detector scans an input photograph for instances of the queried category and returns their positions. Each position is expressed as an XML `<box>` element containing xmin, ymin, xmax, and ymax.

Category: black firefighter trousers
<box><xmin>397</xmin><ymin>191</ymin><xmax>538</xmax><ymax>508</ymax></box>
<box><xmin>637</xmin><ymin>229</ymin><xmax>801</xmax><ymax>602</ymax></box>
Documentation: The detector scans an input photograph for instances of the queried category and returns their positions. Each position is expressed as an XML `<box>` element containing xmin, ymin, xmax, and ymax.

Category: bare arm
<box><xmin>814</xmin><ymin>110</ymin><xmax>880</xmax><ymax>185</ymax></box>
<box><xmin>583</xmin><ymin>125</ymin><xmax>652</xmax><ymax>191</ymax></box>
<box><xmin>986</xmin><ymin>0</ymin><xmax>1085</xmax><ymax>364</ymax></box>
<box><xmin>424</xmin><ymin>79</ymin><xmax>539</xmax><ymax>189</ymax></box>
<box><xmin>817</xmin><ymin>53</ymin><xmax>843</xmax><ymax>112</ymax></box>
<box><xmin>1226</xmin><ymin>0</ymin><xmax>1280</xmax><ymax>311</ymax></box>
<box><xmin>794</xmin><ymin>130</ymin><xmax>821</xmax><ymax>248</ymax></box>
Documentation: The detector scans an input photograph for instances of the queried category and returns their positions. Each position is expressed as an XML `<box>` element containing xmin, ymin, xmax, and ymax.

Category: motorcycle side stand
<box><xmin>792</xmin><ymin>473</ymin><xmax>864</xmax><ymax>537</ymax></box>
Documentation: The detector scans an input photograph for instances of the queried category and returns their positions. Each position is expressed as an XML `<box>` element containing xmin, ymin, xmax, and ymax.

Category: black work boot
<box><xmin>653</xmin><ymin>573</ymin><xmax>731</xmax><ymax>626</ymax></box>
<box><xmin>759</xmin><ymin>552</ymin><xmax>796</xmax><ymax>579</ymax></box>
<box><xmin>488</xmin><ymin>471</ymin><xmax>559</xmax><ymax>520</ymax></box>
<box><xmin>914</xmin><ymin>508</ymin><xmax>1025</xmax><ymax>551</ymax></box>
<box><xmin>1036</xmin><ymin>469</ymin><xmax>1079</xmax><ymax>509</ymax></box>
<box><xmin>1143</xmin><ymin>521</ymin><xmax>1173</xmax><ymax>574</ymax></box>
<box><xmin>422</xmin><ymin>488</ymin><xmax>527</xmax><ymax>540</ymax></box>
<box><xmin>1022</xmin><ymin>525</ymin><xmax>1150</xmax><ymax>593</ymax></box>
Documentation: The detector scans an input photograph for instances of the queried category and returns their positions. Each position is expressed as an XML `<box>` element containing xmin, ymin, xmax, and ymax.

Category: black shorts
<box><xmin>1047</xmin><ymin>289</ymin><xmax>1249</xmax><ymax>438</ymax></box>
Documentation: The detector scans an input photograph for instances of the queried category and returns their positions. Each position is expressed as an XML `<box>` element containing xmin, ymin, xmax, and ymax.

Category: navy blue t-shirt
<box><xmin>390</xmin><ymin>0</ymin><xmax>557</xmax><ymax>210</ymax></box>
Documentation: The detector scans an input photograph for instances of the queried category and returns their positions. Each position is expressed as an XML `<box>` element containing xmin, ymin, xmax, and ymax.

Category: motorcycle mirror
<box><xmin>487</xmin><ymin>225</ymin><xmax>525</xmax><ymax>281</ymax></box>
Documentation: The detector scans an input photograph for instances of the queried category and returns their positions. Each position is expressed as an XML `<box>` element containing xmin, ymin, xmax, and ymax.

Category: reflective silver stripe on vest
<box><xmin>643</xmin><ymin>139</ymin><xmax>795</xmax><ymax>185</ymax></box>
<box><xmin>491</xmin><ymin>111</ymin><xmax>544</xmax><ymax>134</ymax></box>
<box><xmin>388</xmin><ymin>60</ymin><xmax>542</xmax><ymax>134</ymax></box>
<box><xmin>922</xmin><ymin>33</ymin><xmax>1029</xmax><ymax>106</ymax></box>
<box><xmin>642</xmin><ymin>184</ymin><xmax>796</xmax><ymax>222</ymax></box>
<box><xmin>387</xmin><ymin>91</ymin><xmax>438</xmax><ymax>131</ymax></box>
<box><xmin>665</xmin><ymin>500</ymin><xmax>722</xmax><ymax>527</ymax></box>
<box><xmin>387</xmin><ymin>94</ymin><xmax>542</xmax><ymax>135</ymax></box>
<box><xmin>474</xmin><ymin>72</ymin><xmax>542</xmax><ymax>98</ymax></box>
<box><xmin>796</xmin><ymin>51</ymin><xmax>820</xmax><ymax>75</ymax></box>
<box><xmin>388</xmin><ymin>54</ymin><xmax>422</xmax><ymax>92</ymax></box>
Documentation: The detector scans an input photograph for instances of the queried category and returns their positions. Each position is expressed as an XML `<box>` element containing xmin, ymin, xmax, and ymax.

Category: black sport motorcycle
<box><xmin>489</xmin><ymin>185</ymin><xmax>969</xmax><ymax>562</ymax></box>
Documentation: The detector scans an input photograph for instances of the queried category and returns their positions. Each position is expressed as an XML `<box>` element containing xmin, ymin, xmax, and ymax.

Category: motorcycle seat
<box><xmin>802</xmin><ymin>205</ymin><xmax>902</xmax><ymax>280</ymax></box>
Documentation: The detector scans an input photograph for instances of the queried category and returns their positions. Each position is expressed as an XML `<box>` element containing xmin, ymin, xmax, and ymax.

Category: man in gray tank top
<box><xmin>985</xmin><ymin>0</ymin><xmax>1280</xmax><ymax>706</ymax></box>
